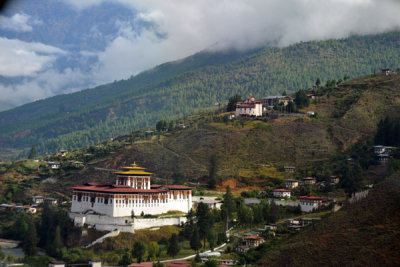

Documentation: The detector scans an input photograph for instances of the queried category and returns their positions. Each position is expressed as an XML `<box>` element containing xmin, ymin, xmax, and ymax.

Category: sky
<box><xmin>0</xmin><ymin>0</ymin><xmax>400</xmax><ymax>111</ymax></box>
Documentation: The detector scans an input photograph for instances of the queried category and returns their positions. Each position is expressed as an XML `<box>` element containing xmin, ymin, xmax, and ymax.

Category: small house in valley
<box><xmin>272</xmin><ymin>189</ymin><xmax>291</xmax><ymax>198</ymax></box>
<box><xmin>285</xmin><ymin>179</ymin><xmax>299</xmax><ymax>189</ymax></box>
<box><xmin>47</xmin><ymin>161</ymin><xmax>60</xmax><ymax>169</ymax></box>
<box><xmin>284</xmin><ymin>166</ymin><xmax>296</xmax><ymax>173</ymax></box>
<box><xmin>330</xmin><ymin>176</ymin><xmax>340</xmax><ymax>185</ymax></box>
<box><xmin>303</xmin><ymin>177</ymin><xmax>316</xmax><ymax>185</ymax></box>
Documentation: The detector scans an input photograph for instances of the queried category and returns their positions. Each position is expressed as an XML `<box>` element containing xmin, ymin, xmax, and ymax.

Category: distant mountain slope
<box><xmin>1</xmin><ymin>32</ymin><xmax>400</xmax><ymax>159</ymax></box>
<box><xmin>54</xmin><ymin>73</ymin><xmax>400</xmax><ymax>187</ymax></box>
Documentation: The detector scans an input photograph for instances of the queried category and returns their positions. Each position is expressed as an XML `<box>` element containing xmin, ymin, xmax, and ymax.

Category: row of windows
<box><xmin>73</xmin><ymin>195</ymin><xmax>189</xmax><ymax>203</ymax></box>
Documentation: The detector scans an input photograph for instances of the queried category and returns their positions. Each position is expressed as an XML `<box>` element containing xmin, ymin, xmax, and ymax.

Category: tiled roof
<box><xmin>72</xmin><ymin>183</ymin><xmax>166</xmax><ymax>194</ymax></box>
<box><xmin>273</xmin><ymin>188</ymin><xmax>291</xmax><ymax>192</ymax></box>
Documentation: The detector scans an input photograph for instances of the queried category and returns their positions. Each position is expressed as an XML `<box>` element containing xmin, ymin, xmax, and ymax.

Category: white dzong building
<box><xmin>71</xmin><ymin>163</ymin><xmax>193</xmax><ymax>217</ymax></box>
<box><xmin>235</xmin><ymin>95</ymin><xmax>263</xmax><ymax>117</ymax></box>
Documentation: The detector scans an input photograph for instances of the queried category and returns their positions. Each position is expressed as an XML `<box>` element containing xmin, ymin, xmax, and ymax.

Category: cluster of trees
<box><xmin>156</xmin><ymin>120</ymin><xmax>176</xmax><ymax>132</ymax></box>
<box><xmin>375</xmin><ymin>116</ymin><xmax>400</xmax><ymax>147</ymax></box>
<box><xmin>2</xmin><ymin>205</ymin><xmax>81</xmax><ymax>258</ymax></box>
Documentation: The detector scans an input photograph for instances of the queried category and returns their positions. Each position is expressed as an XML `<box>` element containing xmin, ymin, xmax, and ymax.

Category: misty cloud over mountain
<box><xmin>1</xmin><ymin>0</ymin><xmax>400</xmax><ymax>111</ymax></box>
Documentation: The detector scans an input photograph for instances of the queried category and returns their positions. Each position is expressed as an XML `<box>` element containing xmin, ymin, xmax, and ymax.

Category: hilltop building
<box><xmin>70</xmin><ymin>163</ymin><xmax>192</xmax><ymax>232</ymax></box>
<box><xmin>235</xmin><ymin>95</ymin><xmax>263</xmax><ymax>117</ymax></box>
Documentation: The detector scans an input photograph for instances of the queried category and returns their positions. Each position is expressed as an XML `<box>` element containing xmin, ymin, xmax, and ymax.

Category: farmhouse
<box><xmin>47</xmin><ymin>161</ymin><xmax>60</xmax><ymax>169</ymax></box>
<box><xmin>285</xmin><ymin>179</ymin><xmax>299</xmax><ymax>189</ymax></box>
<box><xmin>272</xmin><ymin>189</ymin><xmax>291</xmax><ymax>198</ymax></box>
<box><xmin>284</xmin><ymin>166</ymin><xmax>296</xmax><ymax>173</ymax></box>
<box><xmin>303</xmin><ymin>177</ymin><xmax>316</xmax><ymax>185</ymax></box>
<box><xmin>330</xmin><ymin>176</ymin><xmax>340</xmax><ymax>185</ymax></box>
<box><xmin>235</xmin><ymin>95</ymin><xmax>263</xmax><ymax>117</ymax></box>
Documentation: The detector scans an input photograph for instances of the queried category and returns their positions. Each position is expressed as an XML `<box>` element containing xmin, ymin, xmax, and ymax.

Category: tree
<box><xmin>190</xmin><ymin>225</ymin><xmax>201</xmax><ymax>252</ymax></box>
<box><xmin>132</xmin><ymin>241</ymin><xmax>146</xmax><ymax>263</ymax></box>
<box><xmin>294</xmin><ymin>89</ymin><xmax>310</xmax><ymax>109</ymax></box>
<box><xmin>167</xmin><ymin>234</ymin><xmax>180</xmax><ymax>257</ymax></box>
<box><xmin>51</xmin><ymin>225</ymin><xmax>63</xmax><ymax>257</ymax></box>
<box><xmin>340</xmin><ymin>162</ymin><xmax>363</xmax><ymax>198</ymax></box>
<box><xmin>221</xmin><ymin>186</ymin><xmax>235</xmax><ymax>231</ymax></box>
<box><xmin>119</xmin><ymin>252</ymin><xmax>132</xmax><ymax>267</ymax></box>
<box><xmin>315</xmin><ymin>78</ymin><xmax>321</xmax><ymax>87</ymax></box>
<box><xmin>147</xmin><ymin>241</ymin><xmax>160</xmax><ymax>262</ymax></box>
<box><xmin>22</xmin><ymin>217</ymin><xmax>38</xmax><ymax>256</ymax></box>
<box><xmin>207</xmin><ymin>229</ymin><xmax>216</xmax><ymax>250</ymax></box>
<box><xmin>227</xmin><ymin>94</ymin><xmax>242</xmax><ymax>112</ymax></box>
<box><xmin>196</xmin><ymin>202</ymin><xmax>213</xmax><ymax>248</ymax></box>
<box><xmin>237</xmin><ymin>204</ymin><xmax>253</xmax><ymax>225</ymax></box>
<box><xmin>28</xmin><ymin>145</ymin><xmax>37</xmax><ymax>159</ymax></box>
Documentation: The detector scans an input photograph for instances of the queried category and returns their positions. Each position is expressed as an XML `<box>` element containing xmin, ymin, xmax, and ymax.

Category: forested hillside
<box><xmin>1</xmin><ymin>32</ymin><xmax>400</xmax><ymax>159</ymax></box>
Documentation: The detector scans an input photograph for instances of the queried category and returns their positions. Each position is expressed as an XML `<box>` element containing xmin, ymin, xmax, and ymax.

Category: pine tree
<box><xmin>167</xmin><ymin>234</ymin><xmax>180</xmax><ymax>257</ymax></box>
<box><xmin>132</xmin><ymin>241</ymin><xmax>146</xmax><ymax>263</ymax></box>
<box><xmin>28</xmin><ymin>145</ymin><xmax>37</xmax><ymax>159</ymax></box>
<box><xmin>190</xmin><ymin>225</ymin><xmax>201</xmax><ymax>252</ymax></box>
<box><xmin>22</xmin><ymin>217</ymin><xmax>38</xmax><ymax>256</ymax></box>
<box><xmin>221</xmin><ymin>186</ymin><xmax>235</xmax><ymax>231</ymax></box>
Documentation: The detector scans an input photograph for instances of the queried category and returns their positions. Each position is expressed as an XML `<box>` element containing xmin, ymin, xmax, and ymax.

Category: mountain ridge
<box><xmin>1</xmin><ymin>32</ymin><xmax>400</xmax><ymax>159</ymax></box>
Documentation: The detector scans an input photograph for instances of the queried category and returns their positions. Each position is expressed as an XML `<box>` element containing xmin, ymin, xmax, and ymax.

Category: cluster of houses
<box><xmin>0</xmin><ymin>195</ymin><xmax>59</xmax><ymax>215</ymax></box>
<box><xmin>233</xmin><ymin>93</ymin><xmax>316</xmax><ymax>118</ymax></box>
<box><xmin>0</xmin><ymin>203</ymin><xmax>37</xmax><ymax>213</ymax></box>
<box><xmin>269</xmin><ymin>176</ymin><xmax>339</xmax><ymax>212</ymax></box>
<box><xmin>47</xmin><ymin>160</ymin><xmax>84</xmax><ymax>170</ymax></box>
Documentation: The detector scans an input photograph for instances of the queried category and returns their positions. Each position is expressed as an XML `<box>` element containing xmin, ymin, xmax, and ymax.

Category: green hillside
<box><xmin>1</xmin><ymin>32</ymin><xmax>400</xmax><ymax>159</ymax></box>
<box><xmin>1</xmin><ymin>72</ymin><xmax>393</xmax><ymax>201</ymax></box>
<box><xmin>257</xmin><ymin>170</ymin><xmax>400</xmax><ymax>266</ymax></box>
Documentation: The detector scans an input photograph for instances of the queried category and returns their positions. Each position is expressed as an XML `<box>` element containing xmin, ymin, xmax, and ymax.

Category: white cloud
<box><xmin>0</xmin><ymin>12</ymin><xmax>41</xmax><ymax>32</ymax></box>
<box><xmin>0</xmin><ymin>67</ymin><xmax>95</xmax><ymax>111</ymax></box>
<box><xmin>61</xmin><ymin>0</ymin><xmax>103</xmax><ymax>10</ymax></box>
<box><xmin>91</xmin><ymin>0</ymin><xmax>400</xmax><ymax>82</ymax></box>
<box><xmin>2</xmin><ymin>0</ymin><xmax>400</xmax><ymax>111</ymax></box>
<box><xmin>0</xmin><ymin>37</ymin><xmax>65</xmax><ymax>77</ymax></box>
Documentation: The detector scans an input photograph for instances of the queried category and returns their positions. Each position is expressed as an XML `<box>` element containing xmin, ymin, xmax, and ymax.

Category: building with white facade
<box><xmin>70</xmin><ymin>163</ymin><xmax>192</xmax><ymax>232</ymax></box>
<box><xmin>71</xmin><ymin>163</ymin><xmax>193</xmax><ymax>217</ymax></box>
<box><xmin>299</xmin><ymin>194</ymin><xmax>324</xmax><ymax>212</ymax></box>
<box><xmin>272</xmin><ymin>189</ymin><xmax>291</xmax><ymax>198</ymax></box>
<box><xmin>235</xmin><ymin>95</ymin><xmax>263</xmax><ymax>117</ymax></box>
<box><xmin>285</xmin><ymin>179</ymin><xmax>299</xmax><ymax>189</ymax></box>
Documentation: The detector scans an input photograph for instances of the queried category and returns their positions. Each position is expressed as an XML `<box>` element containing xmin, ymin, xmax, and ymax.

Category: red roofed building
<box><xmin>235</xmin><ymin>95</ymin><xmax>263</xmax><ymax>117</ymax></box>
<box><xmin>167</xmin><ymin>261</ymin><xmax>191</xmax><ymax>267</ymax></box>
<box><xmin>272</xmin><ymin>189</ymin><xmax>291</xmax><ymax>198</ymax></box>
<box><xmin>71</xmin><ymin>163</ymin><xmax>193</xmax><ymax>218</ymax></box>
<box><xmin>299</xmin><ymin>194</ymin><xmax>324</xmax><ymax>212</ymax></box>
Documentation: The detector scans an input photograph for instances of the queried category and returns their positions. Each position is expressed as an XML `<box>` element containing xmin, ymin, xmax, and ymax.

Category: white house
<box><xmin>235</xmin><ymin>95</ymin><xmax>263</xmax><ymax>117</ymax></box>
<box><xmin>299</xmin><ymin>194</ymin><xmax>324</xmax><ymax>212</ymax></box>
<box><xmin>285</xmin><ymin>179</ymin><xmax>299</xmax><ymax>189</ymax></box>
<box><xmin>374</xmin><ymin>145</ymin><xmax>386</xmax><ymax>154</ymax></box>
<box><xmin>272</xmin><ymin>189</ymin><xmax>291</xmax><ymax>198</ymax></box>
<box><xmin>47</xmin><ymin>161</ymin><xmax>60</xmax><ymax>169</ymax></box>
<box><xmin>32</xmin><ymin>195</ymin><xmax>44</xmax><ymax>204</ymax></box>
<box><xmin>284</xmin><ymin>166</ymin><xmax>296</xmax><ymax>173</ymax></box>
